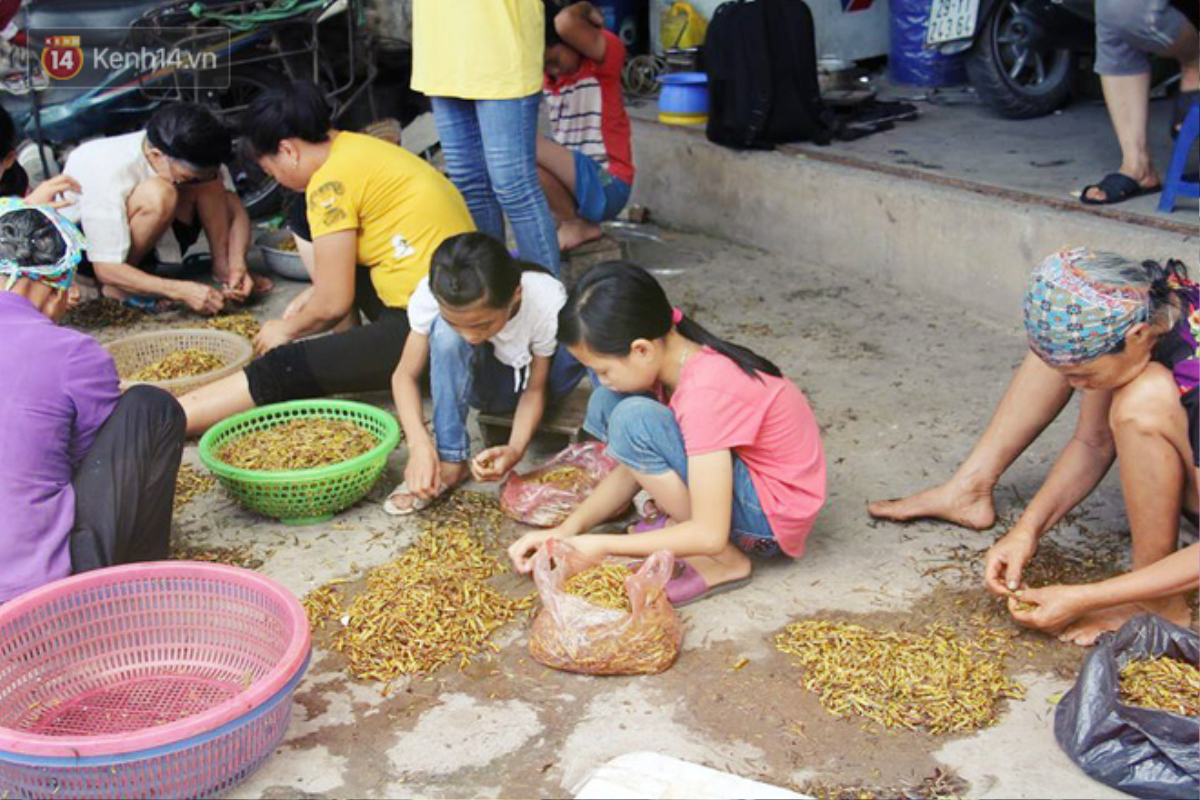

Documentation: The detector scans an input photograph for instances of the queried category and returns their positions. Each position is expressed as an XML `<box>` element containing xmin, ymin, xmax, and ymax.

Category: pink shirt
<box><xmin>669</xmin><ymin>349</ymin><xmax>826</xmax><ymax>557</ymax></box>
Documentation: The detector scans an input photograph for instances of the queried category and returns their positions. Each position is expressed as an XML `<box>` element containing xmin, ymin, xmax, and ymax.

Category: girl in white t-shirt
<box><xmin>385</xmin><ymin>232</ymin><xmax>585</xmax><ymax>514</ymax></box>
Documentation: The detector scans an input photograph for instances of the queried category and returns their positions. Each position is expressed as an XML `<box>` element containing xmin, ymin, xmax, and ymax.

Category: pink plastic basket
<box><xmin>0</xmin><ymin>562</ymin><xmax>311</xmax><ymax>800</ymax></box>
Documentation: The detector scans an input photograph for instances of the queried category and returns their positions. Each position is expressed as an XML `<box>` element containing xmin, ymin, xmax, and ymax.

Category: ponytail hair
<box><xmin>429</xmin><ymin>232</ymin><xmax>551</xmax><ymax>309</ymax></box>
<box><xmin>559</xmin><ymin>261</ymin><xmax>782</xmax><ymax>379</ymax></box>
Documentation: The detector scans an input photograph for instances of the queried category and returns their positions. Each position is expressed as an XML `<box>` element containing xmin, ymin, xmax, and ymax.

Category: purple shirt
<box><xmin>0</xmin><ymin>292</ymin><xmax>119</xmax><ymax>602</ymax></box>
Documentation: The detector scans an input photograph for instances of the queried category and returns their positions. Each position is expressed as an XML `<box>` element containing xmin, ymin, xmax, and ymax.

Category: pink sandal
<box><xmin>666</xmin><ymin>561</ymin><xmax>753</xmax><ymax>607</ymax></box>
<box><xmin>630</xmin><ymin>516</ymin><xmax>669</xmax><ymax>534</ymax></box>
<box><xmin>627</xmin><ymin>516</ymin><xmax>752</xmax><ymax>605</ymax></box>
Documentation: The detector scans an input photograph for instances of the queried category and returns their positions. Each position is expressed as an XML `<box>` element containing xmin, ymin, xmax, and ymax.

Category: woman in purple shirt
<box><xmin>0</xmin><ymin>200</ymin><xmax>185</xmax><ymax>604</ymax></box>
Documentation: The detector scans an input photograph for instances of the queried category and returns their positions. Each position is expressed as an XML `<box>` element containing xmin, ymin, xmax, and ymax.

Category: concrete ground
<box><xmin>623</xmin><ymin>94</ymin><xmax>1195</xmax><ymax>341</ymax></box>
<box><xmin>629</xmin><ymin>81</ymin><xmax>1198</xmax><ymax>225</ymax></box>
<box><xmin>793</xmin><ymin>86</ymin><xmax>1196</xmax><ymax>223</ymax></box>
<box><xmin>112</xmin><ymin>222</ymin><xmax>1172</xmax><ymax>799</ymax></box>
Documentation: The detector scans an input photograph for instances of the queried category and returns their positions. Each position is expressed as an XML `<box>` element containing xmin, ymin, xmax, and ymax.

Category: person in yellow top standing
<box><xmin>180</xmin><ymin>80</ymin><xmax>475</xmax><ymax>436</ymax></box>
<box><xmin>411</xmin><ymin>0</ymin><xmax>561</xmax><ymax>275</ymax></box>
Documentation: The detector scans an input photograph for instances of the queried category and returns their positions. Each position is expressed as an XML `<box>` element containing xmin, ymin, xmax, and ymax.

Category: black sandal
<box><xmin>1080</xmin><ymin>173</ymin><xmax>1161</xmax><ymax>206</ymax></box>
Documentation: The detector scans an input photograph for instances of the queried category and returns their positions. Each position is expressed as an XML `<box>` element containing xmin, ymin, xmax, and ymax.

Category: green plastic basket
<box><xmin>198</xmin><ymin>400</ymin><xmax>401</xmax><ymax>525</ymax></box>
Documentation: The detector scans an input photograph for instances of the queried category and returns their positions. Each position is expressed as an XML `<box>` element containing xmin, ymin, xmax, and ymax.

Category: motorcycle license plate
<box><xmin>925</xmin><ymin>0</ymin><xmax>980</xmax><ymax>46</ymax></box>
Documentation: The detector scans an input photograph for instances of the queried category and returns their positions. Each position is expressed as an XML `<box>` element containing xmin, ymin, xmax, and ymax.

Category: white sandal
<box><xmin>382</xmin><ymin>482</ymin><xmax>435</xmax><ymax>516</ymax></box>
<box><xmin>633</xmin><ymin>490</ymin><xmax>659</xmax><ymax>519</ymax></box>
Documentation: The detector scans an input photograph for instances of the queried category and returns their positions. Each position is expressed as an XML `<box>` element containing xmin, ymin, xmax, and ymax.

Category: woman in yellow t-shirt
<box><xmin>180</xmin><ymin>80</ymin><xmax>475</xmax><ymax>436</ymax></box>
<box><xmin>411</xmin><ymin>0</ymin><xmax>561</xmax><ymax>275</ymax></box>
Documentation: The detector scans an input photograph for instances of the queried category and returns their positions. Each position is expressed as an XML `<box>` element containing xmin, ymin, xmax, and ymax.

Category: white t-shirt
<box><xmin>61</xmin><ymin>131</ymin><xmax>235</xmax><ymax>265</ymax></box>
<box><xmin>408</xmin><ymin>271</ymin><xmax>566</xmax><ymax>390</ymax></box>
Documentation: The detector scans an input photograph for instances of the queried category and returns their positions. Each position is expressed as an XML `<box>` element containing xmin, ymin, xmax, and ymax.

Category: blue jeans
<box><xmin>429</xmin><ymin>318</ymin><xmax>586</xmax><ymax>461</ymax></box>
<box><xmin>583</xmin><ymin>387</ymin><xmax>781</xmax><ymax>557</ymax></box>
<box><xmin>430</xmin><ymin>94</ymin><xmax>561</xmax><ymax>275</ymax></box>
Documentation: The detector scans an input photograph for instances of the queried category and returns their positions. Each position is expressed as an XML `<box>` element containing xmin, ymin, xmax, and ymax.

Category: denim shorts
<box><xmin>584</xmin><ymin>388</ymin><xmax>783</xmax><ymax>558</ymax></box>
<box><xmin>573</xmin><ymin>150</ymin><xmax>632</xmax><ymax>224</ymax></box>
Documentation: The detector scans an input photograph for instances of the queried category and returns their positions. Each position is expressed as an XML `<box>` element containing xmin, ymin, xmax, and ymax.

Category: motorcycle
<box><xmin>0</xmin><ymin>0</ymin><xmax>379</xmax><ymax>217</ymax></box>
<box><xmin>926</xmin><ymin>0</ymin><xmax>1094</xmax><ymax>119</ymax></box>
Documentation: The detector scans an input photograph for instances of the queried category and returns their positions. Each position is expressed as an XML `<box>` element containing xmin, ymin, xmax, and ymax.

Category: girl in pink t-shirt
<box><xmin>508</xmin><ymin>262</ymin><xmax>826</xmax><ymax>605</ymax></box>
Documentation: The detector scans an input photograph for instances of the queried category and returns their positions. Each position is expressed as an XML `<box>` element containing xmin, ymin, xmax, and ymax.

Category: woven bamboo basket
<box><xmin>104</xmin><ymin>328</ymin><xmax>253</xmax><ymax>396</ymax></box>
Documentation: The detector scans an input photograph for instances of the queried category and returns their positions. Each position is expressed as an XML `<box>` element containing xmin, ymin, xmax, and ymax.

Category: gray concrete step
<box><xmin>628</xmin><ymin>115</ymin><xmax>1195</xmax><ymax>326</ymax></box>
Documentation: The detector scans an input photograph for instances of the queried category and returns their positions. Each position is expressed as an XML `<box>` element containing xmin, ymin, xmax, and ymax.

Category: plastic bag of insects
<box><xmin>499</xmin><ymin>442</ymin><xmax>622</xmax><ymax>528</ymax></box>
<box><xmin>528</xmin><ymin>538</ymin><xmax>682</xmax><ymax>676</ymax></box>
<box><xmin>1054</xmin><ymin>613</ymin><xmax>1199</xmax><ymax>800</ymax></box>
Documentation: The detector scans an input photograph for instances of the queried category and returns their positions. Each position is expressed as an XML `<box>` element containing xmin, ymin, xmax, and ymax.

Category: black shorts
<box><xmin>243</xmin><ymin>265</ymin><xmax>410</xmax><ymax>405</ymax></box>
<box><xmin>78</xmin><ymin>218</ymin><xmax>203</xmax><ymax>278</ymax></box>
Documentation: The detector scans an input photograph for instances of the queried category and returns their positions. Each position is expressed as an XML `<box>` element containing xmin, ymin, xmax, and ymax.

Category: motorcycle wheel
<box><xmin>966</xmin><ymin>0</ymin><xmax>1078</xmax><ymax>119</ymax></box>
<box><xmin>200</xmin><ymin>73</ymin><xmax>282</xmax><ymax>220</ymax></box>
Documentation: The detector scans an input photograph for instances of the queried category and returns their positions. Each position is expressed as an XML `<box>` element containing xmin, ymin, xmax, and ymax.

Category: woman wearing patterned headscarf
<box><xmin>0</xmin><ymin>200</ymin><xmax>186</xmax><ymax>604</ymax></box>
<box><xmin>870</xmin><ymin>248</ymin><xmax>1197</xmax><ymax>645</ymax></box>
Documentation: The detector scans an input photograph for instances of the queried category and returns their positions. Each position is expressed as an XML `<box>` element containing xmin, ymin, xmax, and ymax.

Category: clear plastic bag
<box><xmin>499</xmin><ymin>442</ymin><xmax>620</xmax><ymax>528</ymax></box>
<box><xmin>528</xmin><ymin>539</ymin><xmax>683</xmax><ymax>676</ymax></box>
<box><xmin>1054</xmin><ymin>614</ymin><xmax>1199</xmax><ymax>800</ymax></box>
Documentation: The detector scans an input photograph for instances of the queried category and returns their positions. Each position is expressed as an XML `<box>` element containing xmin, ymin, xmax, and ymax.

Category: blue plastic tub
<box><xmin>657</xmin><ymin>72</ymin><xmax>709</xmax><ymax>123</ymax></box>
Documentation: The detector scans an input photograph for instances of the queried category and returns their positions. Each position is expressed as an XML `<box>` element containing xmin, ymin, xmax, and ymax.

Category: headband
<box><xmin>0</xmin><ymin>198</ymin><xmax>87</xmax><ymax>293</ymax></box>
<box><xmin>1023</xmin><ymin>248</ymin><xmax>1149</xmax><ymax>366</ymax></box>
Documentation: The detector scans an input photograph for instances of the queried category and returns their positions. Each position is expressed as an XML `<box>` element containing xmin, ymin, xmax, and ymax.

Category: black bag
<box><xmin>704</xmin><ymin>0</ymin><xmax>833</xmax><ymax>149</ymax></box>
<box><xmin>1054</xmin><ymin>614</ymin><xmax>1199</xmax><ymax>800</ymax></box>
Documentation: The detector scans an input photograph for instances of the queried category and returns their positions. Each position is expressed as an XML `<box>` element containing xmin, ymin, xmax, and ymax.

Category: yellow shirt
<box><xmin>306</xmin><ymin>132</ymin><xmax>475</xmax><ymax>309</ymax></box>
<box><xmin>410</xmin><ymin>0</ymin><xmax>545</xmax><ymax>100</ymax></box>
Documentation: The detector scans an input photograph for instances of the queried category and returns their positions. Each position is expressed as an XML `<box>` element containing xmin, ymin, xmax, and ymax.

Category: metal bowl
<box><xmin>255</xmin><ymin>230</ymin><xmax>309</xmax><ymax>282</ymax></box>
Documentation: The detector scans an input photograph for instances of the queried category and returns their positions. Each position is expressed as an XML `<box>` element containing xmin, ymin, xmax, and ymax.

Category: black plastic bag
<box><xmin>1054</xmin><ymin>614</ymin><xmax>1199</xmax><ymax>800</ymax></box>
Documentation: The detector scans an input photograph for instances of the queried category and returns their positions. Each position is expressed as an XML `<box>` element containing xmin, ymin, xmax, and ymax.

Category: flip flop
<box><xmin>666</xmin><ymin>560</ymin><xmax>752</xmax><ymax>607</ymax></box>
<box><xmin>383</xmin><ymin>481</ymin><xmax>440</xmax><ymax>516</ymax></box>
<box><xmin>1079</xmin><ymin>173</ymin><xmax>1161</xmax><ymax>206</ymax></box>
<box><xmin>121</xmin><ymin>296</ymin><xmax>168</xmax><ymax>313</ymax></box>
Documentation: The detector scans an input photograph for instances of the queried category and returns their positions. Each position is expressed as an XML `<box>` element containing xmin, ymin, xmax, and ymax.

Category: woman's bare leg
<box><xmin>179</xmin><ymin>371</ymin><xmax>255</xmax><ymax>437</ymax></box>
<box><xmin>868</xmin><ymin>352</ymin><xmax>1073</xmax><ymax>529</ymax></box>
<box><xmin>1058</xmin><ymin>369</ymin><xmax>1194</xmax><ymax>645</ymax></box>
<box><xmin>1084</xmin><ymin>73</ymin><xmax>1160</xmax><ymax>202</ymax></box>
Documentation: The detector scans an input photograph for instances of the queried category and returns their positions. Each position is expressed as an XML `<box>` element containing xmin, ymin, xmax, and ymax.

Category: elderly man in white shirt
<box><xmin>62</xmin><ymin>102</ymin><xmax>269</xmax><ymax>315</ymax></box>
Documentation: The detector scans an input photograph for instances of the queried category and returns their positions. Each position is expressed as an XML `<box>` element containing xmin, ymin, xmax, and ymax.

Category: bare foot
<box><xmin>867</xmin><ymin>479</ymin><xmax>996</xmax><ymax>530</ymax></box>
<box><xmin>386</xmin><ymin>461</ymin><xmax>469</xmax><ymax>512</ymax></box>
<box><xmin>1058</xmin><ymin>597</ymin><xmax>1192</xmax><ymax>646</ymax></box>
<box><xmin>250</xmin><ymin>274</ymin><xmax>274</xmax><ymax>296</ymax></box>
<box><xmin>558</xmin><ymin>219</ymin><xmax>603</xmax><ymax>252</ymax></box>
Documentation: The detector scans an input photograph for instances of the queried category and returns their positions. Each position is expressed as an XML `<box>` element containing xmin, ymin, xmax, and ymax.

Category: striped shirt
<box><xmin>543</xmin><ymin>30</ymin><xmax>634</xmax><ymax>185</ymax></box>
